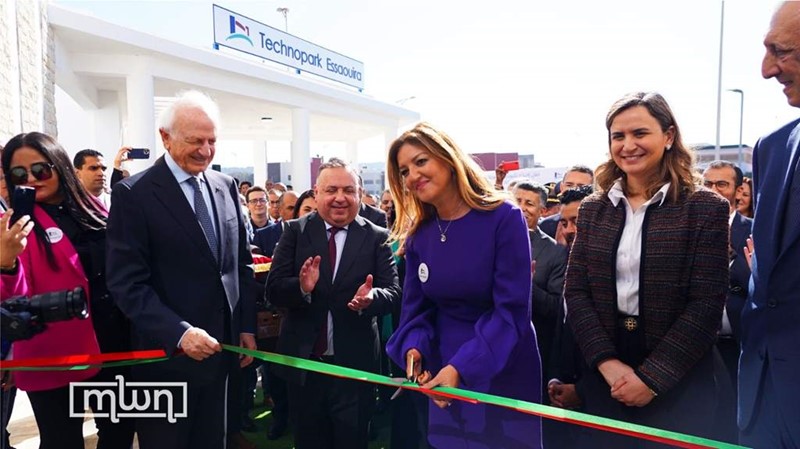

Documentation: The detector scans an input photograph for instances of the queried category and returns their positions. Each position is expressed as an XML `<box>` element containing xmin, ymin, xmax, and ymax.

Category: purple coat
<box><xmin>387</xmin><ymin>201</ymin><xmax>543</xmax><ymax>449</ymax></box>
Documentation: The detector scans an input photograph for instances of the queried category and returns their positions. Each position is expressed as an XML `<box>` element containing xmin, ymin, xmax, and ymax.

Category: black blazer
<box><xmin>359</xmin><ymin>203</ymin><xmax>388</xmax><ymax>228</ymax></box>
<box><xmin>530</xmin><ymin>227</ymin><xmax>567</xmax><ymax>380</ymax></box>
<box><xmin>266</xmin><ymin>212</ymin><xmax>399</xmax><ymax>384</ymax></box>
<box><xmin>106</xmin><ymin>157</ymin><xmax>255</xmax><ymax>384</ymax></box>
<box><xmin>727</xmin><ymin>211</ymin><xmax>753</xmax><ymax>340</ymax></box>
<box><xmin>253</xmin><ymin>221</ymin><xmax>283</xmax><ymax>257</ymax></box>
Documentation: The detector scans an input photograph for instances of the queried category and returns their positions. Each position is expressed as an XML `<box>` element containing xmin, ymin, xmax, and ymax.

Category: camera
<box><xmin>1</xmin><ymin>287</ymin><xmax>88</xmax><ymax>342</ymax></box>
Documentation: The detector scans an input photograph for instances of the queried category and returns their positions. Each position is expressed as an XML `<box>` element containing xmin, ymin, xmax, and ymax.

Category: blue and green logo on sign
<box><xmin>226</xmin><ymin>16</ymin><xmax>253</xmax><ymax>46</ymax></box>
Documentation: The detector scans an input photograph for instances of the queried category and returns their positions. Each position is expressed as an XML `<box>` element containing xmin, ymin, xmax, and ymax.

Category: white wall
<box><xmin>0</xmin><ymin>0</ymin><xmax>56</xmax><ymax>142</ymax></box>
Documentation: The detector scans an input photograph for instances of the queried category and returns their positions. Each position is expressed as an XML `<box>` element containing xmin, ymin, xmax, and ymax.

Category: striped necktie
<box><xmin>189</xmin><ymin>176</ymin><xmax>219</xmax><ymax>262</ymax></box>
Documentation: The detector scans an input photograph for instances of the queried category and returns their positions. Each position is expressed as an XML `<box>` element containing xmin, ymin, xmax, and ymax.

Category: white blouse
<box><xmin>607</xmin><ymin>181</ymin><xmax>671</xmax><ymax>316</ymax></box>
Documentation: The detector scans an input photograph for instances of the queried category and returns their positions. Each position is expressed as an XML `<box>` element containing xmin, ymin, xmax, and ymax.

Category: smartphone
<box><xmin>500</xmin><ymin>160</ymin><xmax>520</xmax><ymax>171</ymax></box>
<box><xmin>128</xmin><ymin>148</ymin><xmax>150</xmax><ymax>159</ymax></box>
<box><xmin>10</xmin><ymin>186</ymin><xmax>36</xmax><ymax>224</ymax></box>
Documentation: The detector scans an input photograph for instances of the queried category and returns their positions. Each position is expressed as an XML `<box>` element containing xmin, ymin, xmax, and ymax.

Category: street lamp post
<box><xmin>714</xmin><ymin>0</ymin><xmax>725</xmax><ymax>161</ymax></box>
<box><xmin>276</xmin><ymin>7</ymin><xmax>289</xmax><ymax>32</ymax></box>
<box><xmin>728</xmin><ymin>88</ymin><xmax>744</xmax><ymax>167</ymax></box>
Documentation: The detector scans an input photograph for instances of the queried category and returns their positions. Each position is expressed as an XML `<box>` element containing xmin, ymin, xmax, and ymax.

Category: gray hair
<box><xmin>158</xmin><ymin>90</ymin><xmax>221</xmax><ymax>133</ymax></box>
<box><xmin>318</xmin><ymin>157</ymin><xmax>360</xmax><ymax>181</ymax></box>
<box><xmin>513</xmin><ymin>181</ymin><xmax>548</xmax><ymax>207</ymax></box>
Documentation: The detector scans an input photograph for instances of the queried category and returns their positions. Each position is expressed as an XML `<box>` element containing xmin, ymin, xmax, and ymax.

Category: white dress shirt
<box><xmin>719</xmin><ymin>210</ymin><xmax>737</xmax><ymax>335</ymax></box>
<box><xmin>96</xmin><ymin>191</ymin><xmax>112</xmax><ymax>210</ymax></box>
<box><xmin>608</xmin><ymin>181</ymin><xmax>671</xmax><ymax>316</ymax></box>
<box><xmin>300</xmin><ymin>222</ymin><xmax>348</xmax><ymax>356</ymax></box>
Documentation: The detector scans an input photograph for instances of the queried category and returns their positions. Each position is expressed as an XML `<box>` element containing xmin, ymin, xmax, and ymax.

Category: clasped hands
<box><xmin>299</xmin><ymin>256</ymin><xmax>374</xmax><ymax>312</ymax></box>
<box><xmin>598</xmin><ymin>358</ymin><xmax>655</xmax><ymax>407</ymax></box>
<box><xmin>406</xmin><ymin>349</ymin><xmax>461</xmax><ymax>409</ymax></box>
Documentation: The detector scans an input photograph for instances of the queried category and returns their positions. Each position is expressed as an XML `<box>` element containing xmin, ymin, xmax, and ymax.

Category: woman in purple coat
<box><xmin>385</xmin><ymin>122</ymin><xmax>543</xmax><ymax>449</ymax></box>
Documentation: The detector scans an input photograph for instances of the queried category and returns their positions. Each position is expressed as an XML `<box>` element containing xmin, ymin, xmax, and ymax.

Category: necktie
<box><xmin>189</xmin><ymin>176</ymin><xmax>219</xmax><ymax>262</ymax></box>
<box><xmin>312</xmin><ymin>227</ymin><xmax>342</xmax><ymax>357</ymax></box>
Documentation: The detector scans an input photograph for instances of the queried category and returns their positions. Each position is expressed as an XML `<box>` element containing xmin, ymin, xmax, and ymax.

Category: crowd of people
<box><xmin>1</xmin><ymin>2</ymin><xmax>799</xmax><ymax>449</ymax></box>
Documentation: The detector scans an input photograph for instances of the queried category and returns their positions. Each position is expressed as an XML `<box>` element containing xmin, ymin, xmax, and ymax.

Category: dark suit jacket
<box><xmin>253</xmin><ymin>221</ymin><xmax>283</xmax><ymax>257</ymax></box>
<box><xmin>106</xmin><ymin>157</ymin><xmax>255</xmax><ymax>385</ymax></box>
<box><xmin>359</xmin><ymin>203</ymin><xmax>388</xmax><ymax>228</ymax></box>
<box><xmin>739</xmin><ymin>118</ymin><xmax>800</xmax><ymax>430</ymax></box>
<box><xmin>529</xmin><ymin>228</ymin><xmax>567</xmax><ymax>381</ymax></box>
<box><xmin>726</xmin><ymin>211</ymin><xmax>752</xmax><ymax>340</ymax></box>
<box><xmin>538</xmin><ymin>213</ymin><xmax>560</xmax><ymax>239</ymax></box>
<box><xmin>266</xmin><ymin>212</ymin><xmax>399</xmax><ymax>385</ymax></box>
<box><xmin>110</xmin><ymin>168</ymin><xmax>124</xmax><ymax>188</ymax></box>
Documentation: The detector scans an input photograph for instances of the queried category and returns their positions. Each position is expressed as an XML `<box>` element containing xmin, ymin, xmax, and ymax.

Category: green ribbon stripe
<box><xmin>224</xmin><ymin>345</ymin><xmax>748</xmax><ymax>449</ymax></box>
<box><xmin>1</xmin><ymin>345</ymin><xmax>747</xmax><ymax>449</ymax></box>
<box><xmin>1</xmin><ymin>356</ymin><xmax>171</xmax><ymax>372</ymax></box>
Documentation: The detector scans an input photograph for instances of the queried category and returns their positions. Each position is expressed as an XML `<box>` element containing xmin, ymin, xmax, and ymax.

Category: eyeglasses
<box><xmin>703</xmin><ymin>180</ymin><xmax>731</xmax><ymax>189</ymax></box>
<box><xmin>9</xmin><ymin>162</ymin><xmax>55</xmax><ymax>185</ymax></box>
<box><xmin>248</xmin><ymin>198</ymin><xmax>268</xmax><ymax>205</ymax></box>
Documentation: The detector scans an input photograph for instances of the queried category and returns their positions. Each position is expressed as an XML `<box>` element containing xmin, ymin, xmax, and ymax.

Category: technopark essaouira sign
<box><xmin>213</xmin><ymin>4</ymin><xmax>365</xmax><ymax>90</ymax></box>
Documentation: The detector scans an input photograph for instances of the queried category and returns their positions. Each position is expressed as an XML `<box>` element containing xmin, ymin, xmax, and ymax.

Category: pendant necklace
<box><xmin>435</xmin><ymin>214</ymin><xmax>453</xmax><ymax>243</ymax></box>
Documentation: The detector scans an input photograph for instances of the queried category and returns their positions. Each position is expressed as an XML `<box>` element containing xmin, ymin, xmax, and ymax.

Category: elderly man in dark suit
<box><xmin>740</xmin><ymin>3</ymin><xmax>800</xmax><ymax>446</ymax></box>
<box><xmin>266</xmin><ymin>157</ymin><xmax>399</xmax><ymax>449</ymax></box>
<box><xmin>106</xmin><ymin>90</ymin><xmax>256</xmax><ymax>449</ymax></box>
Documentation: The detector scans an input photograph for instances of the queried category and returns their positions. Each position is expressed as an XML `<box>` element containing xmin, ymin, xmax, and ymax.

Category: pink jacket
<box><xmin>1</xmin><ymin>205</ymin><xmax>100</xmax><ymax>391</ymax></box>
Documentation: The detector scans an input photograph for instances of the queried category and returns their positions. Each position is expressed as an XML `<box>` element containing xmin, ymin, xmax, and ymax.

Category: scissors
<box><xmin>391</xmin><ymin>357</ymin><xmax>419</xmax><ymax>400</ymax></box>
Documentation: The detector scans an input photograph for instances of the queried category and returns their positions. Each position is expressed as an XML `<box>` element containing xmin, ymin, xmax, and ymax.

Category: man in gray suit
<box><xmin>513</xmin><ymin>181</ymin><xmax>567</xmax><ymax>384</ymax></box>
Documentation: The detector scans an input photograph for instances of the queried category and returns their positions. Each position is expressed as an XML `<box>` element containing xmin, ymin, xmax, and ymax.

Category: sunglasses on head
<box><xmin>9</xmin><ymin>162</ymin><xmax>55</xmax><ymax>185</ymax></box>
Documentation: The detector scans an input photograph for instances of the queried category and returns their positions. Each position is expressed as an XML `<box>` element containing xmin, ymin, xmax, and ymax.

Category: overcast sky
<box><xmin>57</xmin><ymin>0</ymin><xmax>800</xmax><ymax>169</ymax></box>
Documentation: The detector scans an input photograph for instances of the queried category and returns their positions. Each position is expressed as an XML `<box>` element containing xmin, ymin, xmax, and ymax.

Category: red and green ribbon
<box><xmin>0</xmin><ymin>345</ymin><xmax>748</xmax><ymax>449</ymax></box>
<box><xmin>0</xmin><ymin>349</ymin><xmax>170</xmax><ymax>371</ymax></box>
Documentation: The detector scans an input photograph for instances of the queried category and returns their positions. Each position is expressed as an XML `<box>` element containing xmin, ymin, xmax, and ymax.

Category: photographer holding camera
<box><xmin>1</xmin><ymin>132</ymin><xmax>133</xmax><ymax>449</ymax></box>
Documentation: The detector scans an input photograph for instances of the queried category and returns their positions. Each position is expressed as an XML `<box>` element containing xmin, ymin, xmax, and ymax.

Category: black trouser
<box><xmin>265</xmin><ymin>364</ymin><xmax>289</xmax><ymax>428</ymax></box>
<box><xmin>135</xmin><ymin>373</ymin><xmax>227</xmax><ymax>449</ymax></box>
<box><xmin>227</xmin><ymin>362</ymin><xmax>244</xmax><ymax>434</ymax></box>
<box><xmin>287</xmin><ymin>368</ymin><xmax>372</xmax><ymax>449</ymax></box>
<box><xmin>0</xmin><ymin>382</ymin><xmax>16</xmax><ymax>449</ymax></box>
<box><xmin>576</xmin><ymin>321</ymin><xmax>718</xmax><ymax>449</ymax></box>
<box><xmin>242</xmin><ymin>362</ymin><xmax>258</xmax><ymax>411</ymax></box>
<box><xmin>28</xmin><ymin>369</ymin><xmax>135</xmax><ymax>449</ymax></box>
<box><xmin>713</xmin><ymin>336</ymin><xmax>739</xmax><ymax>444</ymax></box>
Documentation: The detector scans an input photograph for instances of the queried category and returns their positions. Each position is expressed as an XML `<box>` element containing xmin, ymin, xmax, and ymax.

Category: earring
<box><xmin>666</xmin><ymin>145</ymin><xmax>672</xmax><ymax>151</ymax></box>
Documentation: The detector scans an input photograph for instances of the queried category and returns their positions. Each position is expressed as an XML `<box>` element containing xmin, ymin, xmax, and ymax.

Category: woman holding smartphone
<box><xmin>1</xmin><ymin>132</ymin><xmax>133</xmax><ymax>449</ymax></box>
